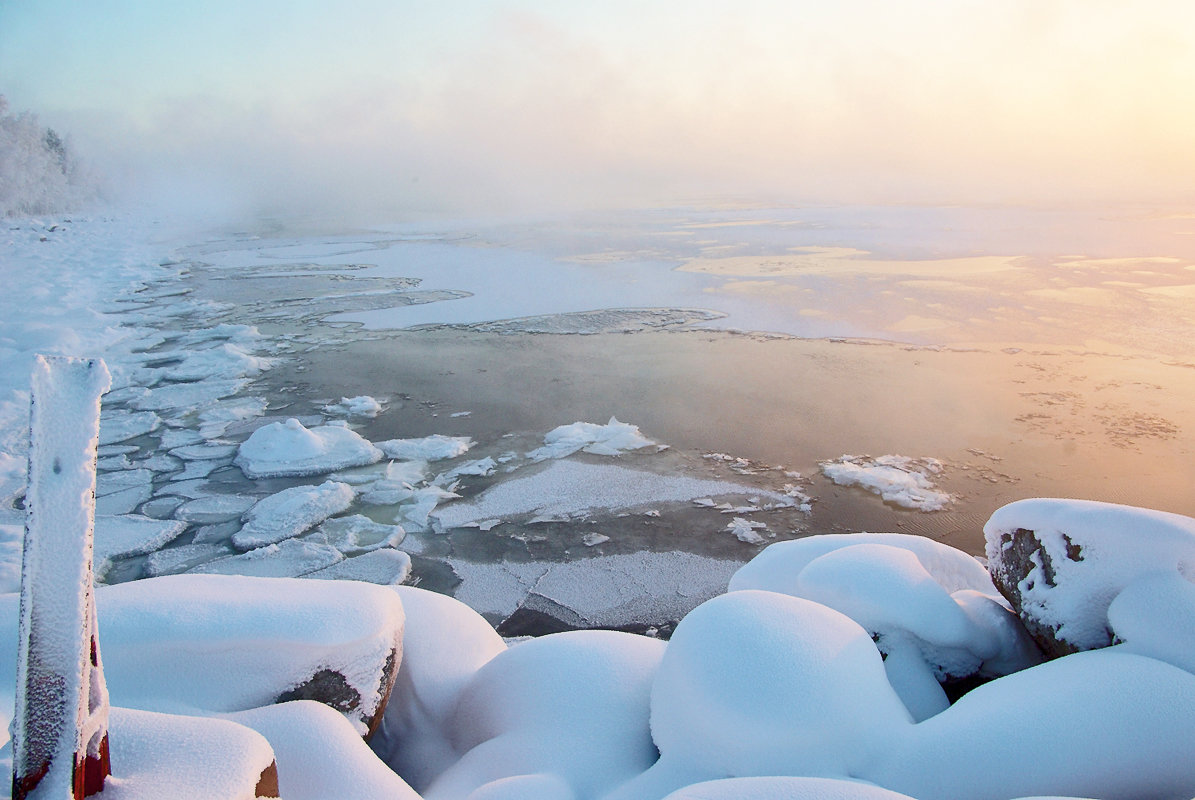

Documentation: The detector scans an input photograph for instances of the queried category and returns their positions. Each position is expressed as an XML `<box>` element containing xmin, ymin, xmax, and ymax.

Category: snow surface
<box><xmin>820</xmin><ymin>455</ymin><xmax>953</xmax><ymax>511</ymax></box>
<box><xmin>234</xmin><ymin>417</ymin><xmax>383</xmax><ymax>478</ymax></box>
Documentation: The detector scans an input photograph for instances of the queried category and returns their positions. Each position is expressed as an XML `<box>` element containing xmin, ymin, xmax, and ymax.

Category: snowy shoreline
<box><xmin>2</xmin><ymin>209</ymin><xmax>1194</xmax><ymax>798</ymax></box>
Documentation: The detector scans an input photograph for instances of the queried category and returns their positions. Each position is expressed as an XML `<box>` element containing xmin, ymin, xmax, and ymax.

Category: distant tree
<box><xmin>0</xmin><ymin>95</ymin><xmax>97</xmax><ymax>217</ymax></box>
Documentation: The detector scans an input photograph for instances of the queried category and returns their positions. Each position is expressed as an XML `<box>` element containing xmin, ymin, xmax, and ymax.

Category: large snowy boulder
<box><xmin>984</xmin><ymin>498</ymin><xmax>1195</xmax><ymax>658</ymax></box>
<box><xmin>235</xmin><ymin>418</ymin><xmax>382</xmax><ymax>479</ymax></box>
<box><xmin>606</xmin><ymin>591</ymin><xmax>913</xmax><ymax>800</ymax></box>
<box><xmin>729</xmin><ymin>534</ymin><xmax>1040</xmax><ymax>719</ymax></box>
<box><xmin>424</xmin><ymin>629</ymin><xmax>664</xmax><ymax>800</ymax></box>
<box><xmin>660</xmin><ymin>776</ymin><xmax>919</xmax><ymax>800</ymax></box>
<box><xmin>93</xmin><ymin>575</ymin><xmax>404</xmax><ymax>736</ymax></box>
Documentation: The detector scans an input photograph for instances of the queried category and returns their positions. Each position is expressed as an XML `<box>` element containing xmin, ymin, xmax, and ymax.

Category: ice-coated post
<box><xmin>13</xmin><ymin>356</ymin><xmax>113</xmax><ymax>800</ymax></box>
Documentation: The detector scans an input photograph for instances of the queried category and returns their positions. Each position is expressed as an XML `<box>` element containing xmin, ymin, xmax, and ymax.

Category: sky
<box><xmin>2</xmin><ymin>0</ymin><xmax>1195</xmax><ymax>219</ymax></box>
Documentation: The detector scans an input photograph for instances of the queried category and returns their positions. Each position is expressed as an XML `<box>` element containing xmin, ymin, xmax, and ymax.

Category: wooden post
<box><xmin>13</xmin><ymin>356</ymin><xmax>112</xmax><ymax>800</ymax></box>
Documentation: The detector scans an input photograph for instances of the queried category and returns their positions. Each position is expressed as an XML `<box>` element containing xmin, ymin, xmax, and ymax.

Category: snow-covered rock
<box><xmin>984</xmin><ymin>498</ymin><xmax>1195</xmax><ymax>657</ymax></box>
<box><xmin>234</xmin><ymin>418</ymin><xmax>382</xmax><ymax>479</ymax></box>
<box><xmin>607</xmin><ymin>591</ymin><xmax>914</xmax><ymax>800</ymax></box>
<box><xmin>232</xmin><ymin>481</ymin><xmax>356</xmax><ymax>550</ymax></box>
<box><xmin>425</xmin><ymin>630</ymin><xmax>664</xmax><ymax>800</ymax></box>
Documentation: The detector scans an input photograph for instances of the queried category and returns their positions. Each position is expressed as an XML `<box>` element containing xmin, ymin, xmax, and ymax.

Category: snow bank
<box><xmin>820</xmin><ymin>455</ymin><xmax>953</xmax><ymax>511</ymax></box>
<box><xmin>607</xmin><ymin>591</ymin><xmax>913</xmax><ymax>800</ymax></box>
<box><xmin>984</xmin><ymin>498</ymin><xmax>1195</xmax><ymax>652</ymax></box>
<box><xmin>660</xmin><ymin>776</ymin><xmax>920</xmax><ymax>800</ymax></box>
<box><xmin>227</xmin><ymin>701</ymin><xmax>419</xmax><ymax>800</ymax></box>
<box><xmin>234</xmin><ymin>418</ymin><xmax>382</xmax><ymax>478</ymax></box>
<box><xmin>373</xmin><ymin>586</ymin><xmax>507</xmax><ymax>792</ymax></box>
<box><xmin>527</xmin><ymin>417</ymin><xmax>656</xmax><ymax>461</ymax></box>
<box><xmin>95</xmin><ymin>706</ymin><xmax>277</xmax><ymax>800</ymax></box>
<box><xmin>426</xmin><ymin>630</ymin><xmax>664</xmax><ymax>800</ymax></box>
<box><xmin>872</xmin><ymin>649</ymin><xmax>1195</xmax><ymax>800</ymax></box>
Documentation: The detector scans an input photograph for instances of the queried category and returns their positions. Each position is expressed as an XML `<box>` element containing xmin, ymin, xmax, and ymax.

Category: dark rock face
<box><xmin>988</xmin><ymin>527</ymin><xmax>1103</xmax><ymax>660</ymax></box>
<box><xmin>274</xmin><ymin>641</ymin><xmax>402</xmax><ymax>739</ymax></box>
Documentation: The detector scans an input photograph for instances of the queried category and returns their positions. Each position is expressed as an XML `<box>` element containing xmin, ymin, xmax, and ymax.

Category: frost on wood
<box><xmin>14</xmin><ymin>356</ymin><xmax>113</xmax><ymax>799</ymax></box>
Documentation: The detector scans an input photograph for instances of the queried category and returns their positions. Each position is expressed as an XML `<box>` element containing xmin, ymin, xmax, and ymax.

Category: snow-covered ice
<box><xmin>232</xmin><ymin>481</ymin><xmax>356</xmax><ymax>550</ymax></box>
<box><xmin>234</xmin><ymin>417</ymin><xmax>382</xmax><ymax>479</ymax></box>
<box><xmin>324</xmin><ymin>395</ymin><xmax>384</xmax><ymax>418</ymax></box>
<box><xmin>93</xmin><ymin>515</ymin><xmax>187</xmax><ymax>580</ymax></box>
<box><xmin>527</xmin><ymin>417</ymin><xmax>657</xmax><ymax>461</ymax></box>
<box><xmin>821</xmin><ymin>455</ymin><xmax>954</xmax><ymax>511</ymax></box>
<box><xmin>432</xmin><ymin>460</ymin><xmax>794</xmax><ymax>531</ymax></box>
<box><xmin>376</xmin><ymin>435</ymin><xmax>473</xmax><ymax>462</ymax></box>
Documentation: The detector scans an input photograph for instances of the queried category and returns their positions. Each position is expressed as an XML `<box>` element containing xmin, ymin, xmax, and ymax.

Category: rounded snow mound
<box><xmin>235</xmin><ymin>418</ymin><xmax>383</xmax><ymax>479</ymax></box>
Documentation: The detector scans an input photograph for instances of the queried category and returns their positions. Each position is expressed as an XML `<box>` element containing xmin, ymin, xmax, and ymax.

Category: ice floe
<box><xmin>324</xmin><ymin>395</ymin><xmax>384</xmax><ymax>418</ymax></box>
<box><xmin>234</xmin><ymin>417</ymin><xmax>383</xmax><ymax>478</ymax></box>
<box><xmin>527</xmin><ymin>417</ymin><xmax>656</xmax><ymax>461</ymax></box>
<box><xmin>820</xmin><ymin>455</ymin><xmax>954</xmax><ymax>511</ymax></box>
<box><xmin>93</xmin><ymin>514</ymin><xmax>187</xmax><ymax>579</ymax></box>
<box><xmin>376</xmin><ymin>434</ymin><xmax>473</xmax><ymax>462</ymax></box>
<box><xmin>304</xmin><ymin>549</ymin><xmax>412</xmax><ymax>585</ymax></box>
<box><xmin>162</xmin><ymin>343</ymin><xmax>272</xmax><ymax>381</ymax></box>
<box><xmin>173</xmin><ymin>494</ymin><xmax>257</xmax><ymax>524</ymax></box>
<box><xmin>432</xmin><ymin>460</ymin><xmax>794</xmax><ymax>531</ymax></box>
<box><xmin>312</xmin><ymin>514</ymin><xmax>406</xmax><ymax>554</ymax></box>
<box><xmin>189</xmin><ymin>538</ymin><xmax>345</xmax><ymax>578</ymax></box>
<box><xmin>233</xmin><ymin>481</ymin><xmax>356</xmax><ymax>550</ymax></box>
<box><xmin>98</xmin><ymin>409</ymin><xmax>161</xmax><ymax>445</ymax></box>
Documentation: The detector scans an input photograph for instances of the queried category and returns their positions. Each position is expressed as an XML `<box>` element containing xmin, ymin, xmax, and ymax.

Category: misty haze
<box><xmin>2</xmin><ymin>3</ymin><xmax>1195</xmax><ymax>800</ymax></box>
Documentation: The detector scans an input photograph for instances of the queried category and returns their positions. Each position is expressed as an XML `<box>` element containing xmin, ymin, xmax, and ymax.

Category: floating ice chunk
<box><xmin>527</xmin><ymin>417</ymin><xmax>656</xmax><ymax>461</ymax></box>
<box><xmin>304</xmin><ymin>549</ymin><xmax>412</xmax><ymax>585</ymax></box>
<box><xmin>435</xmin><ymin>457</ymin><xmax>497</xmax><ymax>483</ymax></box>
<box><xmin>98</xmin><ymin>409</ymin><xmax>161</xmax><ymax>445</ymax></box>
<box><xmin>376</xmin><ymin>435</ymin><xmax>474</xmax><ymax>462</ymax></box>
<box><xmin>145</xmin><ymin>543</ymin><xmax>235</xmax><ymax>577</ymax></box>
<box><xmin>313</xmin><ymin>514</ymin><xmax>406</xmax><ymax>554</ymax></box>
<box><xmin>94</xmin><ymin>514</ymin><xmax>187</xmax><ymax>579</ymax></box>
<box><xmin>450</xmin><ymin>411</ymin><xmax>471</xmax><ymax>418</ymax></box>
<box><xmin>131</xmin><ymin>378</ymin><xmax>248</xmax><ymax>413</ymax></box>
<box><xmin>233</xmin><ymin>481</ymin><xmax>356</xmax><ymax>550</ymax></box>
<box><xmin>95</xmin><ymin>468</ymin><xmax>155</xmax><ymax>515</ymax></box>
<box><xmin>170</xmin><ymin>458</ymin><xmax>224</xmax><ymax>482</ymax></box>
<box><xmin>164</xmin><ymin>343</ymin><xmax>272</xmax><ymax>381</ymax></box>
<box><xmin>582</xmin><ymin>533</ymin><xmax>610</xmax><ymax>547</ymax></box>
<box><xmin>433</xmin><ymin>460</ymin><xmax>790</xmax><ymax>530</ymax></box>
<box><xmin>189</xmin><ymin>539</ymin><xmax>345</xmax><ymax>578</ymax></box>
<box><xmin>324</xmin><ymin>395</ymin><xmax>384</xmax><ymax>418</ymax></box>
<box><xmin>158</xmin><ymin>428</ymin><xmax>205</xmax><ymax>449</ymax></box>
<box><xmin>234</xmin><ymin>417</ymin><xmax>383</xmax><ymax>478</ymax></box>
<box><xmin>171</xmin><ymin>442</ymin><xmax>239</xmax><ymax>461</ymax></box>
<box><xmin>820</xmin><ymin>455</ymin><xmax>954</xmax><ymax>511</ymax></box>
<box><xmin>135</xmin><ymin>453</ymin><xmax>183</xmax><ymax>474</ymax></box>
<box><xmin>726</xmin><ymin>517</ymin><xmax>768</xmax><ymax>544</ymax></box>
<box><xmin>97</xmin><ymin>454</ymin><xmax>132</xmax><ymax>471</ymax></box>
<box><xmin>198</xmin><ymin>396</ymin><xmax>268</xmax><ymax>439</ymax></box>
<box><xmin>174</xmin><ymin>494</ymin><xmax>257</xmax><ymax>524</ymax></box>
<box><xmin>398</xmin><ymin>485</ymin><xmax>461</xmax><ymax>531</ymax></box>
<box><xmin>177</xmin><ymin>323</ymin><xmax>263</xmax><ymax>347</ymax></box>
<box><xmin>361</xmin><ymin>461</ymin><xmax>430</xmax><ymax>505</ymax></box>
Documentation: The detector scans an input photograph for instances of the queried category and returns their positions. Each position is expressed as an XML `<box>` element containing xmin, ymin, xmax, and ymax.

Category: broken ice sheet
<box><xmin>303</xmin><ymin>549</ymin><xmax>412</xmax><ymax>585</ymax></box>
<box><xmin>233</xmin><ymin>481</ymin><xmax>357</xmax><ymax>550</ymax></box>
<box><xmin>432</xmin><ymin>460</ymin><xmax>793</xmax><ymax>531</ymax></box>
<box><xmin>375</xmin><ymin>434</ymin><xmax>473</xmax><ymax>462</ymax></box>
<box><xmin>99</xmin><ymin>409</ymin><xmax>161</xmax><ymax>445</ymax></box>
<box><xmin>188</xmin><ymin>538</ymin><xmax>345</xmax><ymax>578</ymax></box>
<box><xmin>311</xmin><ymin>514</ymin><xmax>405</xmax><ymax>554</ymax></box>
<box><xmin>726</xmin><ymin>516</ymin><xmax>769</xmax><ymax>544</ymax></box>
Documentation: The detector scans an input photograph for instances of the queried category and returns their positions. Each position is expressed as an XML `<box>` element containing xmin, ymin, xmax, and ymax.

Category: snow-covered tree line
<box><xmin>0</xmin><ymin>95</ymin><xmax>97</xmax><ymax>216</ymax></box>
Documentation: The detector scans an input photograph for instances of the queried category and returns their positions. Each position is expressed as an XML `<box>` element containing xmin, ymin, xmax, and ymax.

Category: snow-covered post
<box><xmin>13</xmin><ymin>356</ymin><xmax>113</xmax><ymax>800</ymax></box>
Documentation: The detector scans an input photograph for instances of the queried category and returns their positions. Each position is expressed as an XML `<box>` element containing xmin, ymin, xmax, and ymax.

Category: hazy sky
<box><xmin>3</xmin><ymin>1</ymin><xmax>1194</xmax><ymax>218</ymax></box>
